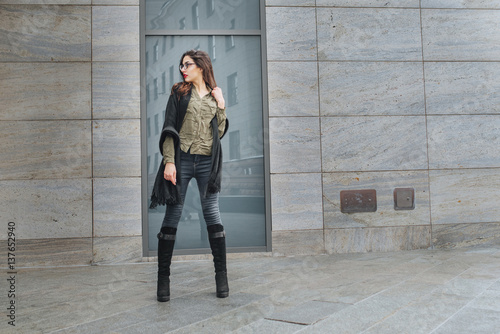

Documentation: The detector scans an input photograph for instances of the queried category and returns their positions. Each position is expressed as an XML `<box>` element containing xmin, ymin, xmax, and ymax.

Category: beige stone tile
<box><xmin>93</xmin><ymin>119</ymin><xmax>141</xmax><ymax>177</ymax></box>
<box><xmin>319</xmin><ymin>62</ymin><xmax>425</xmax><ymax>116</ymax></box>
<box><xmin>266</xmin><ymin>7</ymin><xmax>317</xmax><ymax>61</ymax></box>
<box><xmin>317</xmin><ymin>0</ymin><xmax>419</xmax><ymax>6</ymax></box>
<box><xmin>271</xmin><ymin>173</ymin><xmax>323</xmax><ymax>231</ymax></box>
<box><xmin>322</xmin><ymin>171</ymin><xmax>430</xmax><ymax>228</ymax></box>
<box><xmin>0</xmin><ymin>179</ymin><xmax>92</xmax><ymax>239</ymax></box>
<box><xmin>92</xmin><ymin>6</ymin><xmax>139</xmax><ymax>61</ymax></box>
<box><xmin>268</xmin><ymin>62</ymin><xmax>319</xmax><ymax>117</ymax></box>
<box><xmin>422</xmin><ymin>9</ymin><xmax>500</xmax><ymax>61</ymax></box>
<box><xmin>433</xmin><ymin>223</ymin><xmax>500</xmax><ymax>249</ymax></box>
<box><xmin>0</xmin><ymin>5</ymin><xmax>90</xmax><ymax>61</ymax></box>
<box><xmin>324</xmin><ymin>226</ymin><xmax>431</xmax><ymax>253</ymax></box>
<box><xmin>0</xmin><ymin>120</ymin><xmax>92</xmax><ymax>180</ymax></box>
<box><xmin>321</xmin><ymin>116</ymin><xmax>428</xmax><ymax>171</ymax></box>
<box><xmin>421</xmin><ymin>0</ymin><xmax>500</xmax><ymax>9</ymax></box>
<box><xmin>0</xmin><ymin>238</ymin><xmax>92</xmax><ymax>267</ymax></box>
<box><xmin>92</xmin><ymin>62</ymin><xmax>140</xmax><ymax>119</ymax></box>
<box><xmin>0</xmin><ymin>62</ymin><xmax>91</xmax><ymax>120</ymax></box>
<box><xmin>272</xmin><ymin>230</ymin><xmax>325</xmax><ymax>256</ymax></box>
<box><xmin>92</xmin><ymin>236</ymin><xmax>142</xmax><ymax>264</ymax></box>
<box><xmin>427</xmin><ymin>115</ymin><xmax>500</xmax><ymax>169</ymax></box>
<box><xmin>93</xmin><ymin>177</ymin><xmax>141</xmax><ymax>237</ymax></box>
<box><xmin>317</xmin><ymin>8</ymin><xmax>422</xmax><ymax>61</ymax></box>
<box><xmin>429</xmin><ymin>169</ymin><xmax>500</xmax><ymax>224</ymax></box>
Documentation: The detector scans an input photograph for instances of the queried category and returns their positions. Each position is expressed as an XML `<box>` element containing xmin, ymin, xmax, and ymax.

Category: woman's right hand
<box><xmin>164</xmin><ymin>163</ymin><xmax>176</xmax><ymax>185</ymax></box>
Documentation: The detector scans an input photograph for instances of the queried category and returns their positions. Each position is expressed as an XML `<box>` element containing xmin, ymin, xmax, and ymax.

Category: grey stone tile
<box><xmin>321</xmin><ymin>116</ymin><xmax>428</xmax><ymax>171</ymax></box>
<box><xmin>319</xmin><ymin>62</ymin><xmax>424</xmax><ymax>116</ymax></box>
<box><xmin>0</xmin><ymin>179</ymin><xmax>92</xmax><ymax>240</ymax></box>
<box><xmin>267</xmin><ymin>300</ymin><xmax>348</xmax><ymax>325</ymax></box>
<box><xmin>0</xmin><ymin>5</ymin><xmax>90</xmax><ymax>61</ymax></box>
<box><xmin>269</xmin><ymin>117</ymin><xmax>321</xmax><ymax>173</ymax></box>
<box><xmin>93</xmin><ymin>0</ymin><xmax>138</xmax><ymax>4</ymax></box>
<box><xmin>0</xmin><ymin>238</ymin><xmax>93</xmax><ymax>267</ymax></box>
<box><xmin>0</xmin><ymin>63</ymin><xmax>91</xmax><ymax>120</ymax></box>
<box><xmin>429</xmin><ymin>169</ymin><xmax>500</xmax><ymax>225</ymax></box>
<box><xmin>469</xmin><ymin>290</ymin><xmax>500</xmax><ymax>312</ymax></box>
<box><xmin>433</xmin><ymin>223</ymin><xmax>500</xmax><ymax>250</ymax></box>
<box><xmin>0</xmin><ymin>0</ymin><xmax>90</xmax><ymax>3</ymax></box>
<box><xmin>266</xmin><ymin>7</ymin><xmax>317</xmax><ymax>61</ymax></box>
<box><xmin>427</xmin><ymin>115</ymin><xmax>500</xmax><ymax>169</ymax></box>
<box><xmin>422</xmin><ymin>9</ymin><xmax>500</xmax><ymax>61</ymax></box>
<box><xmin>266</xmin><ymin>0</ymin><xmax>315</xmax><ymax>5</ymax></box>
<box><xmin>271</xmin><ymin>173</ymin><xmax>323</xmax><ymax>231</ymax></box>
<box><xmin>93</xmin><ymin>119</ymin><xmax>141</xmax><ymax>177</ymax></box>
<box><xmin>322</xmin><ymin>171</ymin><xmax>431</xmax><ymax>228</ymax></box>
<box><xmin>324</xmin><ymin>226</ymin><xmax>431</xmax><ymax>254</ymax></box>
<box><xmin>317</xmin><ymin>0</ymin><xmax>419</xmax><ymax>6</ymax></box>
<box><xmin>272</xmin><ymin>230</ymin><xmax>325</xmax><ymax>256</ymax></box>
<box><xmin>268</xmin><ymin>62</ymin><xmax>319</xmax><ymax>117</ymax></box>
<box><xmin>92</xmin><ymin>6</ymin><xmax>139</xmax><ymax>61</ymax></box>
<box><xmin>235</xmin><ymin>318</ymin><xmax>305</xmax><ymax>334</ymax></box>
<box><xmin>429</xmin><ymin>308</ymin><xmax>500</xmax><ymax>334</ymax></box>
<box><xmin>425</xmin><ymin>62</ymin><xmax>500</xmax><ymax>115</ymax></box>
<box><xmin>93</xmin><ymin>177</ymin><xmax>141</xmax><ymax>237</ymax></box>
<box><xmin>92</xmin><ymin>62</ymin><xmax>140</xmax><ymax>119</ymax></box>
<box><xmin>92</xmin><ymin>236</ymin><xmax>143</xmax><ymax>264</ymax></box>
<box><xmin>0</xmin><ymin>120</ymin><xmax>92</xmax><ymax>180</ymax></box>
<box><xmin>421</xmin><ymin>0</ymin><xmax>500</xmax><ymax>9</ymax></box>
<box><xmin>317</xmin><ymin>8</ymin><xmax>422</xmax><ymax>61</ymax></box>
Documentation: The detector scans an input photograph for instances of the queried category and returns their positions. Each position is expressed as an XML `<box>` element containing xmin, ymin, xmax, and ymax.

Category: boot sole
<box><xmin>216</xmin><ymin>292</ymin><xmax>229</xmax><ymax>298</ymax></box>
<box><xmin>157</xmin><ymin>295</ymin><xmax>170</xmax><ymax>302</ymax></box>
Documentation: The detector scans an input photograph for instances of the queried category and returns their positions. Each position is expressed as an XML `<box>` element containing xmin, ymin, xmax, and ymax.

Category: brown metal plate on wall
<box><xmin>340</xmin><ymin>189</ymin><xmax>377</xmax><ymax>213</ymax></box>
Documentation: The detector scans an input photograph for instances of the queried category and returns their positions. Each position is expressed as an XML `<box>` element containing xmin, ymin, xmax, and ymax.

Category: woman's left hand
<box><xmin>211</xmin><ymin>87</ymin><xmax>225</xmax><ymax>109</ymax></box>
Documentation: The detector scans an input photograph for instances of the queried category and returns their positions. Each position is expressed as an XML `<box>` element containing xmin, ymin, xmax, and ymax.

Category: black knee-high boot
<box><xmin>157</xmin><ymin>227</ymin><xmax>177</xmax><ymax>302</ymax></box>
<box><xmin>207</xmin><ymin>224</ymin><xmax>229</xmax><ymax>298</ymax></box>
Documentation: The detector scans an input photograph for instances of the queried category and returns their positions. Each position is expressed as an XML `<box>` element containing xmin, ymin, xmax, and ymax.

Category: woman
<box><xmin>150</xmin><ymin>50</ymin><xmax>229</xmax><ymax>302</ymax></box>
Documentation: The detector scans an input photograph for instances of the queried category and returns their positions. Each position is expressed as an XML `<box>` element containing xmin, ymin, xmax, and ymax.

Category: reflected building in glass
<box><xmin>144</xmin><ymin>0</ymin><xmax>266</xmax><ymax>252</ymax></box>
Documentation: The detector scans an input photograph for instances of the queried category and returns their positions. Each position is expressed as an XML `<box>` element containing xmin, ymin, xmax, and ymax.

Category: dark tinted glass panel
<box><xmin>146</xmin><ymin>0</ymin><xmax>260</xmax><ymax>31</ymax></box>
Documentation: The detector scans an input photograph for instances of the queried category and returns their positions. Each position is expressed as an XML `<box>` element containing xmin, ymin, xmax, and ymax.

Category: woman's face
<box><xmin>180</xmin><ymin>56</ymin><xmax>203</xmax><ymax>83</ymax></box>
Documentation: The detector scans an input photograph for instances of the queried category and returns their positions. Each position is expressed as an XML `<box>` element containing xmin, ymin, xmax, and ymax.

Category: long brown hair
<box><xmin>171</xmin><ymin>49</ymin><xmax>217</xmax><ymax>97</ymax></box>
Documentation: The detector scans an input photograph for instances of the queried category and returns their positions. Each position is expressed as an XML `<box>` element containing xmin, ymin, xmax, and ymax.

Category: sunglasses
<box><xmin>179</xmin><ymin>62</ymin><xmax>196</xmax><ymax>71</ymax></box>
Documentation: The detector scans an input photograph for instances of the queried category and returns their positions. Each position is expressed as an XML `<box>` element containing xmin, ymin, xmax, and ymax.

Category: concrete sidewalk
<box><xmin>3</xmin><ymin>246</ymin><xmax>500</xmax><ymax>333</ymax></box>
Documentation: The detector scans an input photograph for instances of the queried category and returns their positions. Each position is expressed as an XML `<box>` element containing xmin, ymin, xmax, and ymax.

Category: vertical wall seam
<box><xmin>419</xmin><ymin>0</ymin><xmax>434</xmax><ymax>249</ymax></box>
<box><xmin>90</xmin><ymin>4</ymin><xmax>95</xmax><ymax>263</ymax></box>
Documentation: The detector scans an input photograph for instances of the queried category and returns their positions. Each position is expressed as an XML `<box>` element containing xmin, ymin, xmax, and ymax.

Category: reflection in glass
<box><xmin>146</xmin><ymin>0</ymin><xmax>260</xmax><ymax>31</ymax></box>
<box><xmin>146</xmin><ymin>35</ymin><xmax>265</xmax><ymax>251</ymax></box>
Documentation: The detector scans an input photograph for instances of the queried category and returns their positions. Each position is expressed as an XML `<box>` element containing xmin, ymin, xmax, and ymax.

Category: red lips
<box><xmin>183</xmin><ymin>74</ymin><xmax>187</xmax><ymax>78</ymax></box>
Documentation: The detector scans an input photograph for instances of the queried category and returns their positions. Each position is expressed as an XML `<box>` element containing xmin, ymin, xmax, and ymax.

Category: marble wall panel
<box><xmin>92</xmin><ymin>6</ymin><xmax>139</xmax><ymax>62</ymax></box>
<box><xmin>0</xmin><ymin>5</ymin><xmax>90</xmax><ymax>61</ymax></box>
<box><xmin>269</xmin><ymin>117</ymin><xmax>321</xmax><ymax>173</ymax></box>
<box><xmin>324</xmin><ymin>226</ymin><xmax>431</xmax><ymax>254</ymax></box>
<box><xmin>92</xmin><ymin>236</ymin><xmax>142</xmax><ymax>264</ymax></box>
<box><xmin>422</xmin><ymin>9</ymin><xmax>500</xmax><ymax>61</ymax></box>
<box><xmin>0</xmin><ymin>179</ymin><xmax>92</xmax><ymax>239</ymax></box>
<box><xmin>93</xmin><ymin>0</ymin><xmax>138</xmax><ymax>5</ymax></box>
<box><xmin>266</xmin><ymin>7</ymin><xmax>317</xmax><ymax>61</ymax></box>
<box><xmin>432</xmin><ymin>223</ymin><xmax>500</xmax><ymax>249</ymax></box>
<box><xmin>0</xmin><ymin>238</ymin><xmax>92</xmax><ymax>267</ymax></box>
<box><xmin>271</xmin><ymin>173</ymin><xmax>323</xmax><ymax>231</ymax></box>
<box><xmin>0</xmin><ymin>63</ymin><xmax>91</xmax><ymax>120</ymax></box>
<box><xmin>321</xmin><ymin>116</ymin><xmax>428</xmax><ymax>171</ymax></box>
<box><xmin>93</xmin><ymin>119</ymin><xmax>141</xmax><ymax>177</ymax></box>
<box><xmin>266</xmin><ymin>0</ymin><xmax>315</xmax><ymax>6</ymax></box>
<box><xmin>427</xmin><ymin>115</ymin><xmax>500</xmax><ymax>169</ymax></box>
<box><xmin>317</xmin><ymin>8</ymin><xmax>422</xmax><ymax>61</ymax></box>
<box><xmin>0</xmin><ymin>121</ymin><xmax>92</xmax><ymax>180</ymax></box>
<box><xmin>425</xmin><ymin>62</ymin><xmax>500</xmax><ymax>115</ymax></box>
<box><xmin>316</xmin><ymin>0</ymin><xmax>419</xmax><ymax>7</ymax></box>
<box><xmin>268</xmin><ymin>62</ymin><xmax>319</xmax><ymax>117</ymax></box>
<box><xmin>0</xmin><ymin>1</ymin><xmax>90</xmax><ymax>3</ymax></box>
<box><xmin>319</xmin><ymin>62</ymin><xmax>425</xmax><ymax>116</ymax></box>
<box><xmin>322</xmin><ymin>171</ymin><xmax>430</xmax><ymax>229</ymax></box>
<box><xmin>92</xmin><ymin>62</ymin><xmax>140</xmax><ymax>119</ymax></box>
<box><xmin>272</xmin><ymin>229</ymin><xmax>325</xmax><ymax>256</ymax></box>
<box><xmin>93</xmin><ymin>177</ymin><xmax>141</xmax><ymax>237</ymax></box>
<box><xmin>429</xmin><ymin>169</ymin><xmax>500</xmax><ymax>225</ymax></box>
<box><xmin>421</xmin><ymin>0</ymin><xmax>500</xmax><ymax>9</ymax></box>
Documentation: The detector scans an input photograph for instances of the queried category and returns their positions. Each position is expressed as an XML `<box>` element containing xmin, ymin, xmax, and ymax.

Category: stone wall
<box><xmin>0</xmin><ymin>0</ymin><xmax>141</xmax><ymax>266</ymax></box>
<box><xmin>1</xmin><ymin>0</ymin><xmax>498</xmax><ymax>267</ymax></box>
<box><xmin>267</xmin><ymin>0</ymin><xmax>500</xmax><ymax>255</ymax></box>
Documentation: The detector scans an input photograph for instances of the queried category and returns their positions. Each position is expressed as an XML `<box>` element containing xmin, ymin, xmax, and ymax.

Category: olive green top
<box><xmin>163</xmin><ymin>87</ymin><xmax>227</xmax><ymax>164</ymax></box>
